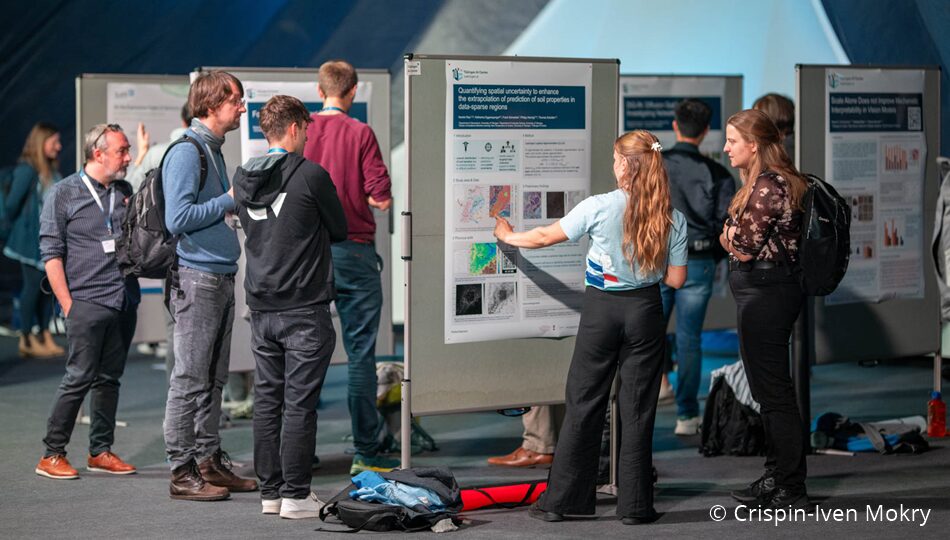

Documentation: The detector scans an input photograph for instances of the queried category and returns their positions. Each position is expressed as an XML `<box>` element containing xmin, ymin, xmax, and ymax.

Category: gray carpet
<box><xmin>1</xmin><ymin>335</ymin><xmax>947</xmax><ymax>538</ymax></box>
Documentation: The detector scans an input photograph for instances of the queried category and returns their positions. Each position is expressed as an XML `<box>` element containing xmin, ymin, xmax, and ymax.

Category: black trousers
<box><xmin>251</xmin><ymin>304</ymin><xmax>335</xmax><ymax>500</ymax></box>
<box><xmin>43</xmin><ymin>300</ymin><xmax>137</xmax><ymax>457</ymax></box>
<box><xmin>729</xmin><ymin>268</ymin><xmax>806</xmax><ymax>488</ymax></box>
<box><xmin>539</xmin><ymin>285</ymin><xmax>665</xmax><ymax>519</ymax></box>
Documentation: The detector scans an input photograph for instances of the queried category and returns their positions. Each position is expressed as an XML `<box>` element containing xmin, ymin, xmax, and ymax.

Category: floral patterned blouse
<box><xmin>729</xmin><ymin>171</ymin><xmax>803</xmax><ymax>263</ymax></box>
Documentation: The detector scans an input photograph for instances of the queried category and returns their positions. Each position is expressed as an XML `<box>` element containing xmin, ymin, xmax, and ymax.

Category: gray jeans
<box><xmin>164</xmin><ymin>266</ymin><xmax>235</xmax><ymax>470</ymax></box>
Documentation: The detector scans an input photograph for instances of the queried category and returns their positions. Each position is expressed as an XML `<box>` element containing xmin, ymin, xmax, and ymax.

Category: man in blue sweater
<box><xmin>162</xmin><ymin>71</ymin><xmax>257</xmax><ymax>501</ymax></box>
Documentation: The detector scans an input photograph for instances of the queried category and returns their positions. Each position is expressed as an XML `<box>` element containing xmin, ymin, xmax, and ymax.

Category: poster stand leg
<box><xmin>596</xmin><ymin>377</ymin><xmax>619</xmax><ymax>496</ymax></box>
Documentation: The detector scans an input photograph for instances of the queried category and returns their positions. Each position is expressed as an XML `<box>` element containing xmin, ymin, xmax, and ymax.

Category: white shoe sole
<box><xmin>86</xmin><ymin>466</ymin><xmax>136</xmax><ymax>475</ymax></box>
<box><xmin>279</xmin><ymin>511</ymin><xmax>320</xmax><ymax>519</ymax></box>
<box><xmin>262</xmin><ymin>501</ymin><xmax>281</xmax><ymax>515</ymax></box>
<box><xmin>35</xmin><ymin>468</ymin><xmax>78</xmax><ymax>480</ymax></box>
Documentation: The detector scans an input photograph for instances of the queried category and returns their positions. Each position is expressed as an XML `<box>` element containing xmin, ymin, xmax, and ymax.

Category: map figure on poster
<box><xmin>456</xmin><ymin>186</ymin><xmax>490</xmax><ymax>225</ymax></box>
<box><xmin>490</xmin><ymin>185</ymin><xmax>511</xmax><ymax>218</ymax></box>
<box><xmin>469</xmin><ymin>243</ymin><xmax>498</xmax><ymax>275</ymax></box>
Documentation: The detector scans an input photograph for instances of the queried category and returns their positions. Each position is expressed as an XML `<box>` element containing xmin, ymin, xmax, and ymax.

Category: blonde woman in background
<box><xmin>4</xmin><ymin>122</ymin><xmax>65</xmax><ymax>357</ymax></box>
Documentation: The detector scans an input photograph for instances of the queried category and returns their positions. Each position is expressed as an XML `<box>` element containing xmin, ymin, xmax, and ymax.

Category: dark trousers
<box><xmin>43</xmin><ymin>300</ymin><xmax>136</xmax><ymax>457</ymax></box>
<box><xmin>252</xmin><ymin>304</ymin><xmax>335</xmax><ymax>500</ymax></box>
<box><xmin>729</xmin><ymin>268</ymin><xmax>806</xmax><ymax>488</ymax></box>
<box><xmin>539</xmin><ymin>285</ymin><xmax>665</xmax><ymax>519</ymax></box>
<box><xmin>20</xmin><ymin>263</ymin><xmax>52</xmax><ymax>334</ymax></box>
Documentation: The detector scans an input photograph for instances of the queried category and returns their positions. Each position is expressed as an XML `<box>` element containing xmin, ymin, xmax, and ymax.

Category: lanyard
<box><xmin>267</xmin><ymin>147</ymin><xmax>289</xmax><ymax>154</ymax></box>
<box><xmin>320</xmin><ymin>106</ymin><xmax>346</xmax><ymax>113</ymax></box>
<box><xmin>79</xmin><ymin>170</ymin><xmax>116</xmax><ymax>235</ymax></box>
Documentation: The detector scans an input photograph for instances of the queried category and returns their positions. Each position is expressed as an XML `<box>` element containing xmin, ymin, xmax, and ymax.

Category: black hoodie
<box><xmin>233</xmin><ymin>152</ymin><xmax>346</xmax><ymax>311</ymax></box>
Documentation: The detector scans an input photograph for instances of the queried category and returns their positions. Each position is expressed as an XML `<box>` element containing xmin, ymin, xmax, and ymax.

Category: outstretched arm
<box><xmin>493</xmin><ymin>216</ymin><xmax>567</xmax><ymax>249</ymax></box>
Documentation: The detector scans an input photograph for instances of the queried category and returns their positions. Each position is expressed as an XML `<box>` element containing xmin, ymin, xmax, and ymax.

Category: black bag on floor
<box><xmin>319</xmin><ymin>467</ymin><xmax>462</xmax><ymax>532</ymax></box>
<box><xmin>700</xmin><ymin>376</ymin><xmax>766</xmax><ymax>457</ymax></box>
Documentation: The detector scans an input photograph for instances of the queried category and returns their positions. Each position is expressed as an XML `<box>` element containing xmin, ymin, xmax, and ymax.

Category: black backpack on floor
<box><xmin>115</xmin><ymin>136</ymin><xmax>206</xmax><ymax>278</ymax></box>
<box><xmin>319</xmin><ymin>467</ymin><xmax>462</xmax><ymax>532</ymax></box>
<box><xmin>700</xmin><ymin>376</ymin><xmax>766</xmax><ymax>457</ymax></box>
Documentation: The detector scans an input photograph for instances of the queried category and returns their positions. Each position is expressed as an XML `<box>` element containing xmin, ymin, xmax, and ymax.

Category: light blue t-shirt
<box><xmin>559</xmin><ymin>189</ymin><xmax>688</xmax><ymax>290</ymax></box>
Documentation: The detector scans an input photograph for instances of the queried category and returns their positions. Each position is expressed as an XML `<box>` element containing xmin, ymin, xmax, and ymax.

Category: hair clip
<box><xmin>651</xmin><ymin>141</ymin><xmax>663</xmax><ymax>152</ymax></box>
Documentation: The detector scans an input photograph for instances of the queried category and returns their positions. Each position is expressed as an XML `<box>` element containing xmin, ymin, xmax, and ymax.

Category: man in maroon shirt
<box><xmin>303</xmin><ymin>60</ymin><xmax>397</xmax><ymax>475</ymax></box>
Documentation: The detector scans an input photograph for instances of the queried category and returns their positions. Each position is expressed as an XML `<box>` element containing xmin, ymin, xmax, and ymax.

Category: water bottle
<box><xmin>928</xmin><ymin>391</ymin><xmax>946</xmax><ymax>438</ymax></box>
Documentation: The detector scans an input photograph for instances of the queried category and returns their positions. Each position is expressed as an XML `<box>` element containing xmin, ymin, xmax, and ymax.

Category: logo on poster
<box><xmin>828</xmin><ymin>73</ymin><xmax>840</xmax><ymax>89</ymax></box>
<box><xmin>453</xmin><ymin>68</ymin><xmax>463</xmax><ymax>81</ymax></box>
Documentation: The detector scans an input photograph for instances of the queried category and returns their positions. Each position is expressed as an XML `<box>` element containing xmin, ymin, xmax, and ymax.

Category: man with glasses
<box><xmin>35</xmin><ymin>124</ymin><xmax>140</xmax><ymax>479</ymax></box>
<box><xmin>162</xmin><ymin>70</ymin><xmax>257</xmax><ymax>501</ymax></box>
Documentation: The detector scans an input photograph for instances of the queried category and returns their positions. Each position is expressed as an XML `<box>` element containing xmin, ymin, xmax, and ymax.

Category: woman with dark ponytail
<box><xmin>4</xmin><ymin>122</ymin><xmax>65</xmax><ymax>358</ymax></box>
<box><xmin>720</xmin><ymin>109</ymin><xmax>810</xmax><ymax>511</ymax></box>
<box><xmin>494</xmin><ymin>130</ymin><xmax>687</xmax><ymax>525</ymax></box>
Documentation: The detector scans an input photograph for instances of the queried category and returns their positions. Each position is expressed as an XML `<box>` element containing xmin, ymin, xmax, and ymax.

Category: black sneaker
<box><xmin>527</xmin><ymin>503</ymin><xmax>564</xmax><ymax>522</ymax></box>
<box><xmin>731</xmin><ymin>474</ymin><xmax>776</xmax><ymax>503</ymax></box>
<box><xmin>759</xmin><ymin>487</ymin><xmax>810</xmax><ymax>511</ymax></box>
<box><xmin>622</xmin><ymin>510</ymin><xmax>659</xmax><ymax>525</ymax></box>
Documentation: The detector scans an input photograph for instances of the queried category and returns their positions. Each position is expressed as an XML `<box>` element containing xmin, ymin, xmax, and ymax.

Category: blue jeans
<box><xmin>332</xmin><ymin>241</ymin><xmax>385</xmax><ymax>456</ymax></box>
<box><xmin>659</xmin><ymin>256</ymin><xmax>715</xmax><ymax>418</ymax></box>
<box><xmin>164</xmin><ymin>266</ymin><xmax>235</xmax><ymax>469</ymax></box>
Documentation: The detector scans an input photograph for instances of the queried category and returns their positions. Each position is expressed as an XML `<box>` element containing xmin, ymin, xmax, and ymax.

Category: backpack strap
<box><xmin>160</xmin><ymin>135</ymin><xmax>208</xmax><ymax>193</ymax></box>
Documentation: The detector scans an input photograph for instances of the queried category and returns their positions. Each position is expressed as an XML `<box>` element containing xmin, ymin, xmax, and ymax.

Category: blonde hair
<box><xmin>20</xmin><ymin>122</ymin><xmax>59</xmax><ymax>188</ymax></box>
<box><xmin>614</xmin><ymin>130</ymin><xmax>672</xmax><ymax>275</ymax></box>
<box><xmin>318</xmin><ymin>60</ymin><xmax>358</xmax><ymax>98</ymax></box>
<box><xmin>726</xmin><ymin>109</ymin><xmax>807</xmax><ymax>218</ymax></box>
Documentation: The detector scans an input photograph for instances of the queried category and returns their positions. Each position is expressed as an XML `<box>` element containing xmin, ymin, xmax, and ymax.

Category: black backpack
<box><xmin>777</xmin><ymin>173</ymin><xmax>851</xmax><ymax>296</ymax></box>
<box><xmin>700</xmin><ymin>376</ymin><xmax>766</xmax><ymax>457</ymax></box>
<box><xmin>319</xmin><ymin>468</ymin><xmax>462</xmax><ymax>532</ymax></box>
<box><xmin>115</xmin><ymin>136</ymin><xmax>206</xmax><ymax>279</ymax></box>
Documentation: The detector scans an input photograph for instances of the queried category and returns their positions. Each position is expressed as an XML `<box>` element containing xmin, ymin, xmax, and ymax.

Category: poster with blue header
<box><xmin>239</xmin><ymin>80</ymin><xmax>372</xmax><ymax>161</ymax></box>
<box><xmin>444</xmin><ymin>60</ymin><xmax>591</xmax><ymax>344</ymax></box>
<box><xmin>824</xmin><ymin>68</ymin><xmax>926</xmax><ymax>305</ymax></box>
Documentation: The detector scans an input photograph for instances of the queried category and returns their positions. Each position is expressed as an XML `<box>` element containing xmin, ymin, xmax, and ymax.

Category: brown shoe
<box><xmin>35</xmin><ymin>455</ymin><xmax>79</xmax><ymax>479</ymax></box>
<box><xmin>198</xmin><ymin>450</ymin><xmax>258</xmax><ymax>492</ymax></box>
<box><xmin>87</xmin><ymin>451</ymin><xmax>136</xmax><ymax>475</ymax></box>
<box><xmin>487</xmin><ymin>446</ymin><xmax>554</xmax><ymax>468</ymax></box>
<box><xmin>170</xmin><ymin>460</ymin><xmax>230</xmax><ymax>501</ymax></box>
<box><xmin>18</xmin><ymin>334</ymin><xmax>39</xmax><ymax>358</ymax></box>
<box><xmin>39</xmin><ymin>330</ymin><xmax>66</xmax><ymax>357</ymax></box>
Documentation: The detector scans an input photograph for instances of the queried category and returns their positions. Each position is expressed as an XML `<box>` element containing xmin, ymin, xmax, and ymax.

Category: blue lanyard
<box><xmin>320</xmin><ymin>106</ymin><xmax>346</xmax><ymax>113</ymax></box>
<box><xmin>267</xmin><ymin>147</ymin><xmax>289</xmax><ymax>154</ymax></box>
<box><xmin>79</xmin><ymin>170</ymin><xmax>116</xmax><ymax>235</ymax></box>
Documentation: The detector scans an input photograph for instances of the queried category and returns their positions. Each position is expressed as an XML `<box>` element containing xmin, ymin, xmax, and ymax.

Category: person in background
<box><xmin>4</xmin><ymin>122</ymin><xmax>65</xmax><ymax>358</ymax></box>
<box><xmin>720</xmin><ymin>109</ymin><xmax>809</xmax><ymax>511</ymax></box>
<box><xmin>495</xmin><ymin>130</ymin><xmax>687</xmax><ymax>526</ymax></box>
<box><xmin>127</xmin><ymin>104</ymin><xmax>192</xmax><ymax>192</ymax></box>
<box><xmin>35</xmin><ymin>123</ymin><xmax>140</xmax><ymax>479</ymax></box>
<box><xmin>303</xmin><ymin>59</ymin><xmax>396</xmax><ymax>476</ymax></box>
<box><xmin>752</xmin><ymin>93</ymin><xmax>795</xmax><ymax>163</ymax></box>
<box><xmin>660</xmin><ymin>99</ymin><xmax>736</xmax><ymax>435</ymax></box>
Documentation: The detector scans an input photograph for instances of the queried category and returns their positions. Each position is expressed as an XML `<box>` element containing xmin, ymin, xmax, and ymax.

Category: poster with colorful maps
<box><xmin>444</xmin><ymin>60</ymin><xmax>592</xmax><ymax>343</ymax></box>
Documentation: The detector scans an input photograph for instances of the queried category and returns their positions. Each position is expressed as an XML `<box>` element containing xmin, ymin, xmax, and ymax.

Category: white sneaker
<box><xmin>657</xmin><ymin>383</ymin><xmax>675</xmax><ymax>404</ymax></box>
<box><xmin>279</xmin><ymin>492</ymin><xmax>323</xmax><ymax>519</ymax></box>
<box><xmin>674</xmin><ymin>416</ymin><xmax>701</xmax><ymax>435</ymax></box>
<box><xmin>262</xmin><ymin>498</ymin><xmax>281</xmax><ymax>515</ymax></box>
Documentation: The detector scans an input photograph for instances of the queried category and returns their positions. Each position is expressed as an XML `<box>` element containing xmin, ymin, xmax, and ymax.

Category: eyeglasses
<box><xmin>228</xmin><ymin>96</ymin><xmax>246</xmax><ymax>107</ymax></box>
<box><xmin>92</xmin><ymin>124</ymin><xmax>122</xmax><ymax>148</ymax></box>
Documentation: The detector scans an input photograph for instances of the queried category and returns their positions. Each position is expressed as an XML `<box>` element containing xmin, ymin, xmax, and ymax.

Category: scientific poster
<box><xmin>444</xmin><ymin>60</ymin><xmax>592</xmax><ymax>344</ymax></box>
<box><xmin>823</xmin><ymin>69</ymin><xmax>926</xmax><ymax>305</ymax></box>
<box><xmin>239</xmin><ymin>80</ymin><xmax>372</xmax><ymax>160</ymax></box>
<box><xmin>619</xmin><ymin>76</ymin><xmax>728</xmax><ymax>165</ymax></box>
<box><xmin>106</xmin><ymin>82</ymin><xmax>190</xmax><ymax>163</ymax></box>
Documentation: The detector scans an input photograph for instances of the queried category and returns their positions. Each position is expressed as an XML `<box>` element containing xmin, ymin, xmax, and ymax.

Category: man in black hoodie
<box><xmin>232</xmin><ymin>95</ymin><xmax>346</xmax><ymax>519</ymax></box>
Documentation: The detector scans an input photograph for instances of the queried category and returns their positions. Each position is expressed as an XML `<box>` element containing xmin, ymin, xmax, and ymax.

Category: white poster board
<box><xmin>443</xmin><ymin>60</ymin><xmax>592</xmax><ymax>344</ymax></box>
<box><xmin>239</xmin><ymin>81</ymin><xmax>372</xmax><ymax>161</ymax></box>
<box><xmin>823</xmin><ymin>68</ymin><xmax>926</xmax><ymax>305</ymax></box>
<box><xmin>106</xmin><ymin>82</ymin><xmax>190</xmax><ymax>164</ymax></box>
<box><xmin>619</xmin><ymin>76</ymin><xmax>728</xmax><ymax>163</ymax></box>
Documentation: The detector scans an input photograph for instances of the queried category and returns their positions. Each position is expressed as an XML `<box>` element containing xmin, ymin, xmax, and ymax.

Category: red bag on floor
<box><xmin>460</xmin><ymin>480</ymin><xmax>547</xmax><ymax>511</ymax></box>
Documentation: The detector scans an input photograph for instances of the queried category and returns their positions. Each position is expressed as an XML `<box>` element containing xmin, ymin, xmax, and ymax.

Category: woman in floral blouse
<box><xmin>719</xmin><ymin>109</ymin><xmax>810</xmax><ymax>512</ymax></box>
